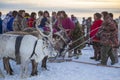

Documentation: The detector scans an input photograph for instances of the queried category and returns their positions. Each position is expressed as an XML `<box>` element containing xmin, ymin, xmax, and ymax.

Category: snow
<box><xmin>0</xmin><ymin>46</ymin><xmax>120</xmax><ymax>80</ymax></box>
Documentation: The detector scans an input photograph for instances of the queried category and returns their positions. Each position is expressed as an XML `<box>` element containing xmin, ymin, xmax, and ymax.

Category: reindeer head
<box><xmin>36</xmin><ymin>19</ymin><xmax>70</xmax><ymax>56</ymax></box>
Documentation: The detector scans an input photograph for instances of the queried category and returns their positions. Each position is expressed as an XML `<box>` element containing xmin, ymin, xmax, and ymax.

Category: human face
<box><xmin>22</xmin><ymin>12</ymin><xmax>25</xmax><ymax>17</ymax></box>
<box><xmin>60</xmin><ymin>13</ymin><xmax>64</xmax><ymax>18</ymax></box>
<box><xmin>45</xmin><ymin>13</ymin><xmax>49</xmax><ymax>17</ymax></box>
<box><xmin>34</xmin><ymin>15</ymin><xmax>37</xmax><ymax>19</ymax></box>
<box><xmin>94</xmin><ymin>15</ymin><xmax>97</xmax><ymax>21</ymax></box>
<box><xmin>52</xmin><ymin>13</ymin><xmax>56</xmax><ymax>17</ymax></box>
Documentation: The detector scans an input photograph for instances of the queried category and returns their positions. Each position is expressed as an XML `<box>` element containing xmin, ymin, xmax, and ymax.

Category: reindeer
<box><xmin>0</xmin><ymin>22</ymin><xmax>58</xmax><ymax>77</ymax></box>
<box><xmin>3</xmin><ymin>26</ymin><xmax>53</xmax><ymax>74</ymax></box>
<box><xmin>0</xmin><ymin>34</ymin><xmax>57</xmax><ymax>78</ymax></box>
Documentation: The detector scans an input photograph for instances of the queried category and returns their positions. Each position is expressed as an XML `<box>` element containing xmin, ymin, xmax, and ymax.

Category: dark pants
<box><xmin>93</xmin><ymin>42</ymin><xmax>101</xmax><ymax>60</ymax></box>
<box><xmin>112</xmin><ymin>48</ymin><xmax>118</xmax><ymax>63</ymax></box>
<box><xmin>101</xmin><ymin>46</ymin><xmax>116</xmax><ymax>65</ymax></box>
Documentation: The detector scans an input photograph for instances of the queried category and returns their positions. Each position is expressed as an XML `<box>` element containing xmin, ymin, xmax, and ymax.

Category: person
<box><xmin>60</xmin><ymin>11</ymin><xmax>75</xmax><ymax>57</ymax></box>
<box><xmin>0</xmin><ymin>12</ymin><xmax>2</xmax><ymax>34</ymax></box>
<box><xmin>71</xmin><ymin>14</ymin><xmax>78</xmax><ymax>24</ymax></box>
<box><xmin>82</xmin><ymin>17</ymin><xmax>86</xmax><ymax>35</ymax></box>
<box><xmin>21</xmin><ymin>13</ymin><xmax>30</xmax><ymax>29</ymax></box>
<box><xmin>28</xmin><ymin>12</ymin><xmax>36</xmax><ymax>28</ymax></box>
<box><xmin>24</xmin><ymin>13</ymin><xmax>30</xmax><ymax>21</ymax></box>
<box><xmin>35</xmin><ymin>11</ymin><xmax>43</xmax><ymax>27</ymax></box>
<box><xmin>90</xmin><ymin>13</ymin><xmax>103</xmax><ymax>61</ymax></box>
<box><xmin>52</xmin><ymin>11</ymin><xmax>63</xmax><ymax>34</ymax></box>
<box><xmin>70</xmin><ymin>15</ymin><xmax>85</xmax><ymax>59</ymax></box>
<box><xmin>39</xmin><ymin>11</ymin><xmax>50</xmax><ymax>32</ymax></box>
<box><xmin>109</xmin><ymin>13</ymin><xmax>118</xmax><ymax>28</ymax></box>
<box><xmin>82</xmin><ymin>17</ymin><xmax>86</xmax><ymax>27</ymax></box>
<box><xmin>52</xmin><ymin>11</ymin><xmax>57</xmax><ymax>26</ymax></box>
<box><xmin>7</xmin><ymin>11</ymin><xmax>18</xmax><ymax>31</ymax></box>
<box><xmin>59</xmin><ymin>11</ymin><xmax>75</xmax><ymax>37</ymax></box>
<box><xmin>109</xmin><ymin>13</ymin><xmax>119</xmax><ymax>63</ymax></box>
<box><xmin>97</xmin><ymin>11</ymin><xmax>119</xmax><ymax>65</ymax></box>
<box><xmin>2</xmin><ymin>11</ymin><xmax>12</xmax><ymax>33</ymax></box>
<box><xmin>53</xmin><ymin>11</ymin><xmax>75</xmax><ymax>57</ymax></box>
<box><xmin>86</xmin><ymin>17</ymin><xmax>92</xmax><ymax>46</ymax></box>
<box><xmin>13</xmin><ymin>10</ymin><xmax>25</xmax><ymax>31</ymax></box>
<box><xmin>53</xmin><ymin>11</ymin><xmax>62</xmax><ymax>32</ymax></box>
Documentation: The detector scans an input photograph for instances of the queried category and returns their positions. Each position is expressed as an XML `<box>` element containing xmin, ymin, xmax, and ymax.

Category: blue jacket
<box><xmin>7</xmin><ymin>17</ymin><xmax>14</xmax><ymax>31</ymax></box>
<box><xmin>39</xmin><ymin>17</ymin><xmax>47</xmax><ymax>28</ymax></box>
<box><xmin>0</xmin><ymin>18</ymin><xmax>2</xmax><ymax>34</ymax></box>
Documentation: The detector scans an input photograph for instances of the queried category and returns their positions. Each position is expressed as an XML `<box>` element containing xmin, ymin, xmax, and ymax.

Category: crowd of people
<box><xmin>0</xmin><ymin>10</ymin><xmax>85</xmax><ymax>59</ymax></box>
<box><xmin>0</xmin><ymin>10</ymin><xmax>120</xmax><ymax>65</ymax></box>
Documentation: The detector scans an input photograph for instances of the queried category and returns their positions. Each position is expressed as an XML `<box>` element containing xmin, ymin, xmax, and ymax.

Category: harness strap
<box><xmin>30</xmin><ymin>40</ymin><xmax>38</xmax><ymax>58</ymax></box>
<box><xmin>30</xmin><ymin>38</ymin><xmax>50</xmax><ymax>59</ymax></box>
<box><xmin>15</xmin><ymin>36</ymin><xmax>24</xmax><ymax>64</ymax></box>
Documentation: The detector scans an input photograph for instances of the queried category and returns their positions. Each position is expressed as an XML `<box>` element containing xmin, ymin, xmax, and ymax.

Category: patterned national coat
<box><xmin>13</xmin><ymin>15</ymin><xmax>24</xmax><ymax>31</ymax></box>
<box><xmin>97</xmin><ymin>15</ymin><xmax>119</xmax><ymax>48</ymax></box>
<box><xmin>70</xmin><ymin>21</ymin><xmax>85</xmax><ymax>50</ymax></box>
<box><xmin>117</xmin><ymin>19</ymin><xmax>120</xmax><ymax>53</ymax></box>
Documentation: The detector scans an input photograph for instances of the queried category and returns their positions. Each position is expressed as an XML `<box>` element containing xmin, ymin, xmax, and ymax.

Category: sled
<box><xmin>48</xmin><ymin>58</ymin><xmax>72</xmax><ymax>63</ymax></box>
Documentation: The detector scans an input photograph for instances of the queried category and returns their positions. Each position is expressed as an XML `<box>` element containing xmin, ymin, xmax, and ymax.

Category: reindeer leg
<box><xmin>3</xmin><ymin>57</ymin><xmax>6</xmax><ymax>70</ymax></box>
<box><xmin>3</xmin><ymin>57</ymin><xmax>13</xmax><ymax>75</ymax></box>
<box><xmin>20</xmin><ymin>63</ymin><xmax>25</xmax><ymax>78</ymax></box>
<box><xmin>24</xmin><ymin>61</ymin><xmax>29</xmax><ymax>78</ymax></box>
<box><xmin>34</xmin><ymin>62</ymin><xmax>38</xmax><ymax>75</ymax></box>
<box><xmin>31</xmin><ymin>60</ymin><xmax>38</xmax><ymax>76</ymax></box>
<box><xmin>41</xmin><ymin>56</ymin><xmax>48</xmax><ymax>70</ymax></box>
<box><xmin>20</xmin><ymin>61</ymin><xmax>29</xmax><ymax>78</ymax></box>
<box><xmin>8</xmin><ymin>57</ymin><xmax>13</xmax><ymax>73</ymax></box>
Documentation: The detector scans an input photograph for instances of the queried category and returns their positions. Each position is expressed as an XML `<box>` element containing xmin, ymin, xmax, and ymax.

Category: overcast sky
<box><xmin>0</xmin><ymin>0</ymin><xmax>120</xmax><ymax>14</ymax></box>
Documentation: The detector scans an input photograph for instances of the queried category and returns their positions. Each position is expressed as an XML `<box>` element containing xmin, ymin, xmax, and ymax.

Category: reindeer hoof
<box><xmin>41</xmin><ymin>67</ymin><xmax>49</xmax><ymax>71</ymax></box>
<box><xmin>9</xmin><ymin>72</ymin><xmax>13</xmax><ymax>75</ymax></box>
<box><xmin>31</xmin><ymin>71</ymin><xmax>38</xmax><ymax>76</ymax></box>
<box><xmin>30</xmin><ymin>74</ymin><xmax>37</xmax><ymax>76</ymax></box>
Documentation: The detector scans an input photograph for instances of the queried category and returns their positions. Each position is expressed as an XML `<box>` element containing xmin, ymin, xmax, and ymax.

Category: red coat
<box><xmin>90</xmin><ymin>19</ymin><xmax>103</xmax><ymax>42</ymax></box>
<box><xmin>28</xmin><ymin>18</ymin><xmax>35</xmax><ymax>27</ymax></box>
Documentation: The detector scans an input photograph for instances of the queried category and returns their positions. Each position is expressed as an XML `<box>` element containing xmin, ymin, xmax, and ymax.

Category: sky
<box><xmin>0</xmin><ymin>0</ymin><xmax>120</xmax><ymax>18</ymax></box>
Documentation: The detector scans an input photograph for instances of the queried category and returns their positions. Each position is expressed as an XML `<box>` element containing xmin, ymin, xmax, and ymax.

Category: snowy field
<box><xmin>0</xmin><ymin>46</ymin><xmax>120</xmax><ymax>80</ymax></box>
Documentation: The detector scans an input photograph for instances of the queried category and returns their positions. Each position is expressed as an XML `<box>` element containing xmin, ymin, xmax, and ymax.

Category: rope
<box><xmin>68</xmin><ymin>30</ymin><xmax>102</xmax><ymax>51</ymax></box>
<box><xmin>71</xmin><ymin>26</ymin><xmax>101</xmax><ymax>44</ymax></box>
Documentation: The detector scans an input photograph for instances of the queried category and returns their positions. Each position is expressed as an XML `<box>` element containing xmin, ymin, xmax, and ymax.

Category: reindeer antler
<box><xmin>36</xmin><ymin>18</ymin><xmax>53</xmax><ymax>38</ymax></box>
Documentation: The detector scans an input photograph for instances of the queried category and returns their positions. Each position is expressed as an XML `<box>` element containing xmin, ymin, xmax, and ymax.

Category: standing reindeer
<box><xmin>0</xmin><ymin>34</ymin><xmax>57</xmax><ymax>78</ymax></box>
<box><xmin>3</xmin><ymin>21</ymin><xmax>54</xmax><ymax>76</ymax></box>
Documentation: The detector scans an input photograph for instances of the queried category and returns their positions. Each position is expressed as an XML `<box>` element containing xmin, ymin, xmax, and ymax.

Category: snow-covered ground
<box><xmin>0</xmin><ymin>46</ymin><xmax>120</xmax><ymax>80</ymax></box>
